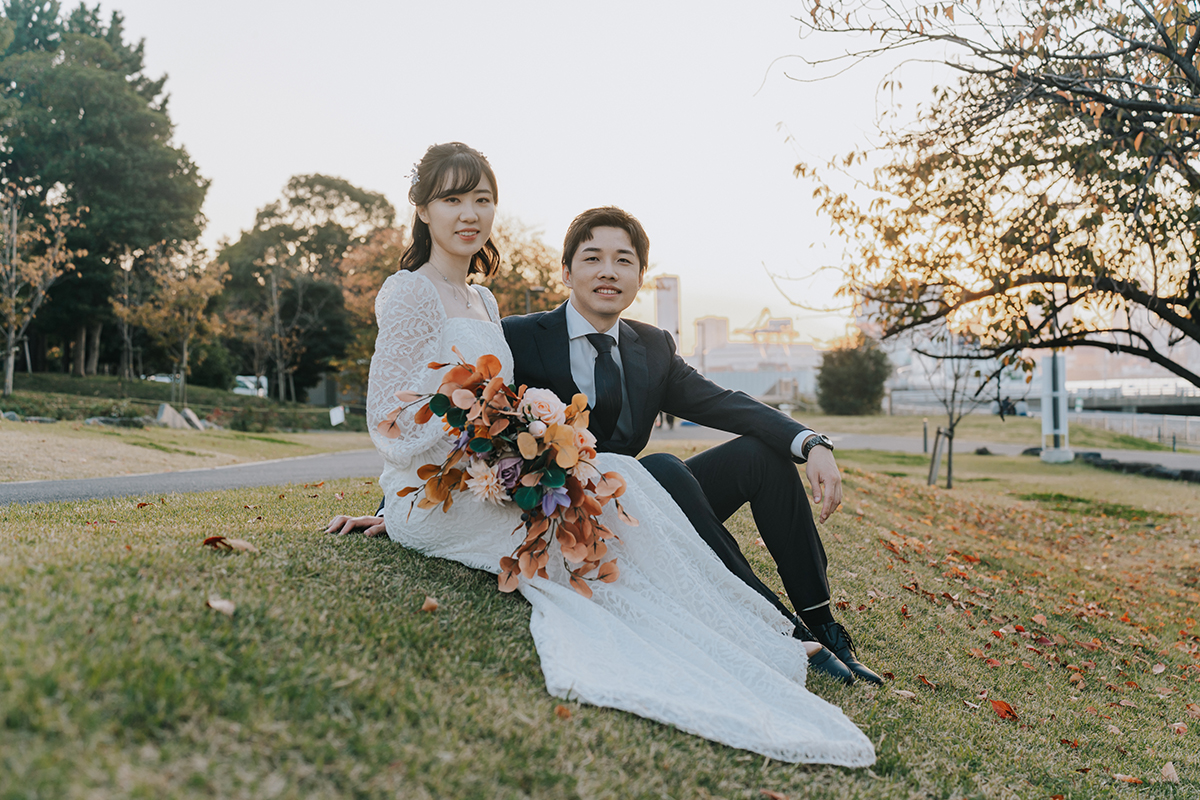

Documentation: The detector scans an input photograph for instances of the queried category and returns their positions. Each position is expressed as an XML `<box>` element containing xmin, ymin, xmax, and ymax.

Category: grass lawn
<box><xmin>2</xmin><ymin>449</ymin><xmax>1198</xmax><ymax>798</ymax></box>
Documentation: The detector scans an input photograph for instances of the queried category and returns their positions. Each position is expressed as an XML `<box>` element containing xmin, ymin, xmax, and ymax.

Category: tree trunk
<box><xmin>3</xmin><ymin>326</ymin><xmax>15</xmax><ymax>397</ymax></box>
<box><xmin>86</xmin><ymin>322</ymin><xmax>102</xmax><ymax>376</ymax></box>
<box><xmin>180</xmin><ymin>334</ymin><xmax>189</xmax><ymax>409</ymax></box>
<box><xmin>72</xmin><ymin>325</ymin><xmax>87</xmax><ymax>377</ymax></box>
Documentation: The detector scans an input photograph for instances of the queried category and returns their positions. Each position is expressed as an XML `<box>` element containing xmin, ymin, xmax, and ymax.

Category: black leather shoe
<box><xmin>812</xmin><ymin>621</ymin><xmax>884</xmax><ymax>685</ymax></box>
<box><xmin>793</xmin><ymin>625</ymin><xmax>855</xmax><ymax>684</ymax></box>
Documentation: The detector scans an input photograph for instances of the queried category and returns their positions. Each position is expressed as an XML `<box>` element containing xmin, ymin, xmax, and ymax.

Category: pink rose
<box><xmin>519</xmin><ymin>387</ymin><xmax>567</xmax><ymax>425</ymax></box>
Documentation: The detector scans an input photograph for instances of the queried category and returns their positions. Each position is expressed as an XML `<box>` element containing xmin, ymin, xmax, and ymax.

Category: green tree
<box><xmin>795</xmin><ymin>0</ymin><xmax>1200</xmax><ymax>386</ymax></box>
<box><xmin>482</xmin><ymin>218</ymin><xmax>568</xmax><ymax>317</ymax></box>
<box><xmin>1</xmin><ymin>1</ymin><xmax>207</xmax><ymax>376</ymax></box>
<box><xmin>815</xmin><ymin>336</ymin><xmax>891</xmax><ymax>415</ymax></box>
<box><xmin>221</xmin><ymin>174</ymin><xmax>394</xmax><ymax>402</ymax></box>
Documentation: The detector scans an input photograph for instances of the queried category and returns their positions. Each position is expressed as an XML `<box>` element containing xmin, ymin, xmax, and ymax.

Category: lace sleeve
<box><xmin>367</xmin><ymin>271</ymin><xmax>447</xmax><ymax>470</ymax></box>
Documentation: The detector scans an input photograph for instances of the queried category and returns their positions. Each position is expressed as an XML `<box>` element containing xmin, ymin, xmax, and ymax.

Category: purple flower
<box><xmin>496</xmin><ymin>456</ymin><xmax>523</xmax><ymax>489</ymax></box>
<box><xmin>541</xmin><ymin>486</ymin><xmax>571</xmax><ymax>517</ymax></box>
<box><xmin>453</xmin><ymin>429</ymin><xmax>471</xmax><ymax>450</ymax></box>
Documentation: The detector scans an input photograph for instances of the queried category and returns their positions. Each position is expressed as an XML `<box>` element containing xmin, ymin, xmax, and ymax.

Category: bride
<box><xmin>362</xmin><ymin>141</ymin><xmax>874</xmax><ymax>766</ymax></box>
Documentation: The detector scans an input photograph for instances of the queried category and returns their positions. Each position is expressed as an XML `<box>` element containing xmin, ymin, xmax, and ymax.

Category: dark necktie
<box><xmin>586</xmin><ymin>333</ymin><xmax>622</xmax><ymax>441</ymax></box>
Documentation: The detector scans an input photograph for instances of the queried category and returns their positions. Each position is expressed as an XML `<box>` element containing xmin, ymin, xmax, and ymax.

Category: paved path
<box><xmin>650</xmin><ymin>424</ymin><xmax>1200</xmax><ymax>470</ymax></box>
<box><xmin>5</xmin><ymin>425</ymin><xmax>1200</xmax><ymax>505</ymax></box>
<box><xmin>0</xmin><ymin>449</ymin><xmax>385</xmax><ymax>505</ymax></box>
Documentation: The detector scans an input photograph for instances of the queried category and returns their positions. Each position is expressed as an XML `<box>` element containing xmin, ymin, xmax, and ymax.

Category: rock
<box><xmin>1021</xmin><ymin>447</ymin><xmax>1042</xmax><ymax>456</ymax></box>
<box><xmin>975</xmin><ymin>447</ymin><xmax>992</xmax><ymax>455</ymax></box>
<box><xmin>156</xmin><ymin>403</ymin><xmax>191</xmax><ymax>429</ymax></box>
<box><xmin>23</xmin><ymin>416</ymin><xmax>58</xmax><ymax>424</ymax></box>
<box><xmin>1</xmin><ymin>410</ymin><xmax>20</xmax><ymax>421</ymax></box>
<box><xmin>84</xmin><ymin>416</ymin><xmax>146</xmax><ymax>429</ymax></box>
<box><xmin>181</xmin><ymin>407</ymin><xmax>204</xmax><ymax>430</ymax></box>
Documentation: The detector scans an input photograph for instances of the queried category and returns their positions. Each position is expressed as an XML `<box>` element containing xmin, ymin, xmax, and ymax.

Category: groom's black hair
<box><xmin>562</xmin><ymin>207</ymin><xmax>649</xmax><ymax>275</ymax></box>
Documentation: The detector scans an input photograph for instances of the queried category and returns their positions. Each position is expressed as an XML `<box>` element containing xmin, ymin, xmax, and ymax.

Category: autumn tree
<box><xmin>794</xmin><ymin>0</ymin><xmax>1200</xmax><ymax>386</ymax></box>
<box><xmin>1</xmin><ymin>185</ymin><xmax>85</xmax><ymax>395</ymax></box>
<box><xmin>1</xmin><ymin>2</ymin><xmax>208</xmax><ymax>376</ymax></box>
<box><xmin>113</xmin><ymin>245</ymin><xmax>226</xmax><ymax>408</ymax></box>
<box><xmin>483</xmin><ymin>218</ymin><xmax>569</xmax><ymax>317</ymax></box>
<box><xmin>815</xmin><ymin>335</ymin><xmax>891</xmax><ymax>415</ymax></box>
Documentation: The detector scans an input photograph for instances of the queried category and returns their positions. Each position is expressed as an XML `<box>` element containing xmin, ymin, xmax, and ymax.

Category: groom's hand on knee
<box><xmin>804</xmin><ymin>448</ymin><xmax>843</xmax><ymax>523</ymax></box>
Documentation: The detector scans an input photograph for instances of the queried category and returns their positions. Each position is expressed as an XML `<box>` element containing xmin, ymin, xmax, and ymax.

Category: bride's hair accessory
<box><xmin>406</xmin><ymin>163</ymin><xmax>421</xmax><ymax>187</ymax></box>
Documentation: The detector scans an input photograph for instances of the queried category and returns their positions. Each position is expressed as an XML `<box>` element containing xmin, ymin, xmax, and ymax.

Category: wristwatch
<box><xmin>800</xmin><ymin>431</ymin><xmax>834</xmax><ymax>461</ymax></box>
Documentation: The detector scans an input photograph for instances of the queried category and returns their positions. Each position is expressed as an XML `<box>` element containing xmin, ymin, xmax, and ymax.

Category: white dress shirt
<box><xmin>564</xmin><ymin>299</ymin><xmax>625</xmax><ymax>406</ymax></box>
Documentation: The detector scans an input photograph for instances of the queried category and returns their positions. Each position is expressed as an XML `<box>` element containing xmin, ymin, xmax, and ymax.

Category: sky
<box><xmin>108</xmin><ymin>0</ymin><xmax>936</xmax><ymax>353</ymax></box>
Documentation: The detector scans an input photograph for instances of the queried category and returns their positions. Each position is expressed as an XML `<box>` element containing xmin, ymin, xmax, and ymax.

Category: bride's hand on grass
<box><xmin>324</xmin><ymin>514</ymin><xmax>387</xmax><ymax>537</ymax></box>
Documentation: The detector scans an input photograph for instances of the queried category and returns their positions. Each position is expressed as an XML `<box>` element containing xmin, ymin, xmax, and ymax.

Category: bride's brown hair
<box><xmin>399</xmin><ymin>142</ymin><xmax>501</xmax><ymax>277</ymax></box>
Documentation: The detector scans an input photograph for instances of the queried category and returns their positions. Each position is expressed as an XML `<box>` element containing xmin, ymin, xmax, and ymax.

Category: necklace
<box><xmin>430</xmin><ymin>264</ymin><xmax>471</xmax><ymax>308</ymax></box>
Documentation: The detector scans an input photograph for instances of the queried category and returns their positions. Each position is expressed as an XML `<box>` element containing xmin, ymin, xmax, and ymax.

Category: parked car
<box><xmin>233</xmin><ymin>375</ymin><xmax>268</xmax><ymax>398</ymax></box>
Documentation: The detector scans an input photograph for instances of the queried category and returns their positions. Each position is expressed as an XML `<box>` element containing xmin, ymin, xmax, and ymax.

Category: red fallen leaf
<box><xmin>124</xmin><ymin>544</ymin><xmax>131</xmax><ymax>551</ymax></box>
<box><xmin>1021</xmin><ymin>662</ymin><xmax>1036</xmax><ymax>670</ymax></box>
<box><xmin>1168</xmin><ymin>722</ymin><xmax>1187</xmax><ymax>735</ymax></box>
<box><xmin>554</xmin><ymin>704</ymin><xmax>572</xmax><ymax>720</ymax></box>
<box><xmin>760</xmin><ymin>792</ymin><xmax>790</xmax><ymax>800</ymax></box>
<box><xmin>243</xmin><ymin>504</ymin><xmax>258</xmax><ymax>510</ymax></box>
<box><xmin>335</xmin><ymin>492</ymin><xmax>345</xmax><ymax>501</ymax></box>
<box><xmin>136</xmin><ymin>502</ymin><xmax>150</xmax><ymax>509</ymax></box>
<box><xmin>1060</xmin><ymin>739</ymin><xmax>1078</xmax><ymax>748</ymax></box>
<box><xmin>992</xmin><ymin>630</ymin><xmax>1004</xmax><ymax>638</ymax></box>
<box><xmin>1032</xmin><ymin>613</ymin><xmax>1048</xmax><ymax>626</ymax></box>
<box><xmin>1076</xmin><ymin>768</ymin><xmax>1091</xmax><ymax>774</ymax></box>
<box><xmin>1186</xmin><ymin>703</ymin><xmax>1200</xmax><ymax>719</ymax></box>
<box><xmin>1014</xmin><ymin>625</ymin><xmax>1025</xmax><ymax>633</ymax></box>
<box><xmin>1075</xmin><ymin>639</ymin><xmax>1102</xmax><ymax>651</ymax></box>
<box><xmin>420</xmin><ymin>596</ymin><xmax>438</xmax><ymax>612</ymax></box>
<box><xmin>1051</xmin><ymin>795</ymin><xmax>1064</xmax><ymax>800</ymax></box>
<box><xmin>990</xmin><ymin>699</ymin><xmax>1018</xmax><ymax>720</ymax></box>
<box><xmin>1125</xmin><ymin>681</ymin><xmax>1140</xmax><ymax>689</ymax></box>
<box><xmin>753</xmin><ymin>537</ymin><xmax>766</xmax><ymax>547</ymax></box>
<box><xmin>1119</xmin><ymin>612</ymin><xmax>1131</xmax><ymax>623</ymax></box>
<box><xmin>918</xmin><ymin>675</ymin><xmax>938</xmax><ymax>689</ymax></box>
<box><xmin>308</xmin><ymin>494</ymin><xmax>319</xmax><ymax>498</ymax></box>
<box><xmin>108</xmin><ymin>519</ymin><xmax>117</xmax><ymax>524</ymax></box>
<box><xmin>1113</xmin><ymin>774</ymin><xmax>1142</xmax><ymax>784</ymax></box>
<box><xmin>881</xmin><ymin>671</ymin><xmax>895</xmax><ymax>680</ymax></box>
<box><xmin>1035</xmin><ymin>636</ymin><xmax>1055</xmax><ymax>645</ymax></box>
<box><xmin>278</xmin><ymin>493</ymin><xmax>285</xmax><ymax>499</ymax></box>
<box><xmin>985</xmin><ymin>658</ymin><xmax>1002</xmax><ymax>668</ymax></box>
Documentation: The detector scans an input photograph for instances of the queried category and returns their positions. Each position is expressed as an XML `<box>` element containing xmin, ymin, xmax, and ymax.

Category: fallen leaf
<box><xmin>420</xmin><ymin>596</ymin><xmax>438</xmax><ymax>612</ymax></box>
<box><xmin>1113</xmin><ymin>774</ymin><xmax>1142</xmax><ymax>784</ymax></box>
<box><xmin>243</xmin><ymin>504</ymin><xmax>258</xmax><ymax>510</ymax></box>
<box><xmin>202</xmin><ymin>536</ymin><xmax>259</xmax><ymax>553</ymax></box>
<box><xmin>1187</xmin><ymin>703</ymin><xmax>1200</xmax><ymax>719</ymax></box>
<box><xmin>964</xmin><ymin>700</ymin><xmax>979</xmax><ymax>709</ymax></box>
<box><xmin>1076</xmin><ymin>768</ymin><xmax>1091</xmax><ymax>774</ymax></box>
<box><xmin>1162</xmin><ymin>762</ymin><xmax>1179</xmax><ymax>784</ymax></box>
<box><xmin>990</xmin><ymin>699</ymin><xmax>1018</xmax><ymax>720</ymax></box>
<box><xmin>1032</xmin><ymin>613</ymin><xmax>1048</xmax><ymax>626</ymax></box>
<box><xmin>893</xmin><ymin>689</ymin><xmax>917</xmax><ymax>701</ymax></box>
<box><xmin>1168</xmin><ymin>722</ymin><xmax>1187</xmax><ymax>735</ymax></box>
<box><xmin>753</xmin><ymin>537</ymin><xmax>766</xmax><ymax>547</ymax></box>
<box><xmin>207</xmin><ymin>597</ymin><xmax>235</xmax><ymax>616</ymax></box>
<box><xmin>918</xmin><ymin>674</ymin><xmax>938</xmax><ymax>689</ymax></box>
<box><xmin>881</xmin><ymin>671</ymin><xmax>895</xmax><ymax>680</ymax></box>
<box><xmin>1060</xmin><ymin>739</ymin><xmax>1078</xmax><ymax>748</ymax></box>
<box><xmin>554</xmin><ymin>704</ymin><xmax>571</xmax><ymax>720</ymax></box>
<box><xmin>136</xmin><ymin>502</ymin><xmax>150</xmax><ymax>509</ymax></box>
<box><xmin>1106</xmin><ymin>724</ymin><xmax>1122</xmax><ymax>735</ymax></box>
<box><xmin>1051</xmin><ymin>796</ymin><xmax>1064</xmax><ymax>800</ymax></box>
<box><xmin>760</xmin><ymin>792</ymin><xmax>790</xmax><ymax>800</ymax></box>
<box><xmin>1152</xmin><ymin>663</ymin><xmax>1166</xmax><ymax>674</ymax></box>
<box><xmin>986</xmin><ymin>658</ymin><xmax>1002</xmax><ymax>668</ymax></box>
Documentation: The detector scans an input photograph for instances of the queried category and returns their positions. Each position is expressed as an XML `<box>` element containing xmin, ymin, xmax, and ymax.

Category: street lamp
<box><xmin>525</xmin><ymin>285</ymin><xmax>546</xmax><ymax>314</ymax></box>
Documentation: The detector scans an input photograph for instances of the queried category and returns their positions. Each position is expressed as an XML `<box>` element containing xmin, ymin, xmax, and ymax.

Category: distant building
<box><xmin>682</xmin><ymin>312</ymin><xmax>821</xmax><ymax>405</ymax></box>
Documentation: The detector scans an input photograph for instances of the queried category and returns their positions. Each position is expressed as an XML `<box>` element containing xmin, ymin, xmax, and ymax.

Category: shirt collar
<box><xmin>565</xmin><ymin>298</ymin><xmax>620</xmax><ymax>344</ymax></box>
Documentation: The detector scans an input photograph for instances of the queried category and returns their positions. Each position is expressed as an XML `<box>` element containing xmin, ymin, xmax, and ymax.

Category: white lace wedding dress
<box><xmin>367</xmin><ymin>270</ymin><xmax>875</xmax><ymax>766</ymax></box>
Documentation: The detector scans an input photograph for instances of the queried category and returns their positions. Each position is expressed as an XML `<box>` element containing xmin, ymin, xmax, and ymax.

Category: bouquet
<box><xmin>378</xmin><ymin>348</ymin><xmax>636</xmax><ymax>597</ymax></box>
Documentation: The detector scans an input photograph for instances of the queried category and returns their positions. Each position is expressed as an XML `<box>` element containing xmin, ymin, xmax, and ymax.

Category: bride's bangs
<box><xmin>430</xmin><ymin>155</ymin><xmax>492</xmax><ymax>202</ymax></box>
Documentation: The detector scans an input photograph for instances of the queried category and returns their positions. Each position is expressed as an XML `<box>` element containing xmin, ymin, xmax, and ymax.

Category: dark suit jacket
<box><xmin>501</xmin><ymin>303</ymin><xmax>808</xmax><ymax>459</ymax></box>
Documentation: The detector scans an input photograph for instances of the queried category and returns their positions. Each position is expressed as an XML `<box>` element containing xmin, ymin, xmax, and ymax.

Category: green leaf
<box><xmin>429</xmin><ymin>394</ymin><xmax>452</xmax><ymax>416</ymax></box>
<box><xmin>469</xmin><ymin>437</ymin><xmax>493</xmax><ymax>454</ymax></box>
<box><xmin>540</xmin><ymin>466</ymin><xmax>566</xmax><ymax>488</ymax></box>
<box><xmin>513</xmin><ymin>486</ymin><xmax>542</xmax><ymax>512</ymax></box>
<box><xmin>445</xmin><ymin>408</ymin><xmax>468</xmax><ymax>429</ymax></box>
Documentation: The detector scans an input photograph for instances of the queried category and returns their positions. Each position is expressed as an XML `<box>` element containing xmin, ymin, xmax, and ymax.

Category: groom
<box><xmin>501</xmin><ymin>206</ymin><xmax>880</xmax><ymax>685</ymax></box>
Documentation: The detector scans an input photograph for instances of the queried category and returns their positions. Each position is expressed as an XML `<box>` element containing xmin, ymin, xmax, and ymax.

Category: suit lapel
<box><xmin>535</xmin><ymin>303</ymin><xmax>582</xmax><ymax>402</ymax></box>
<box><xmin>617</xmin><ymin>319</ymin><xmax>648</xmax><ymax>435</ymax></box>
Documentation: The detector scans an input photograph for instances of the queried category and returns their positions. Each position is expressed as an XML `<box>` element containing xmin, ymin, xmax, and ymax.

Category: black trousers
<box><xmin>639</xmin><ymin>436</ymin><xmax>830</xmax><ymax>621</ymax></box>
